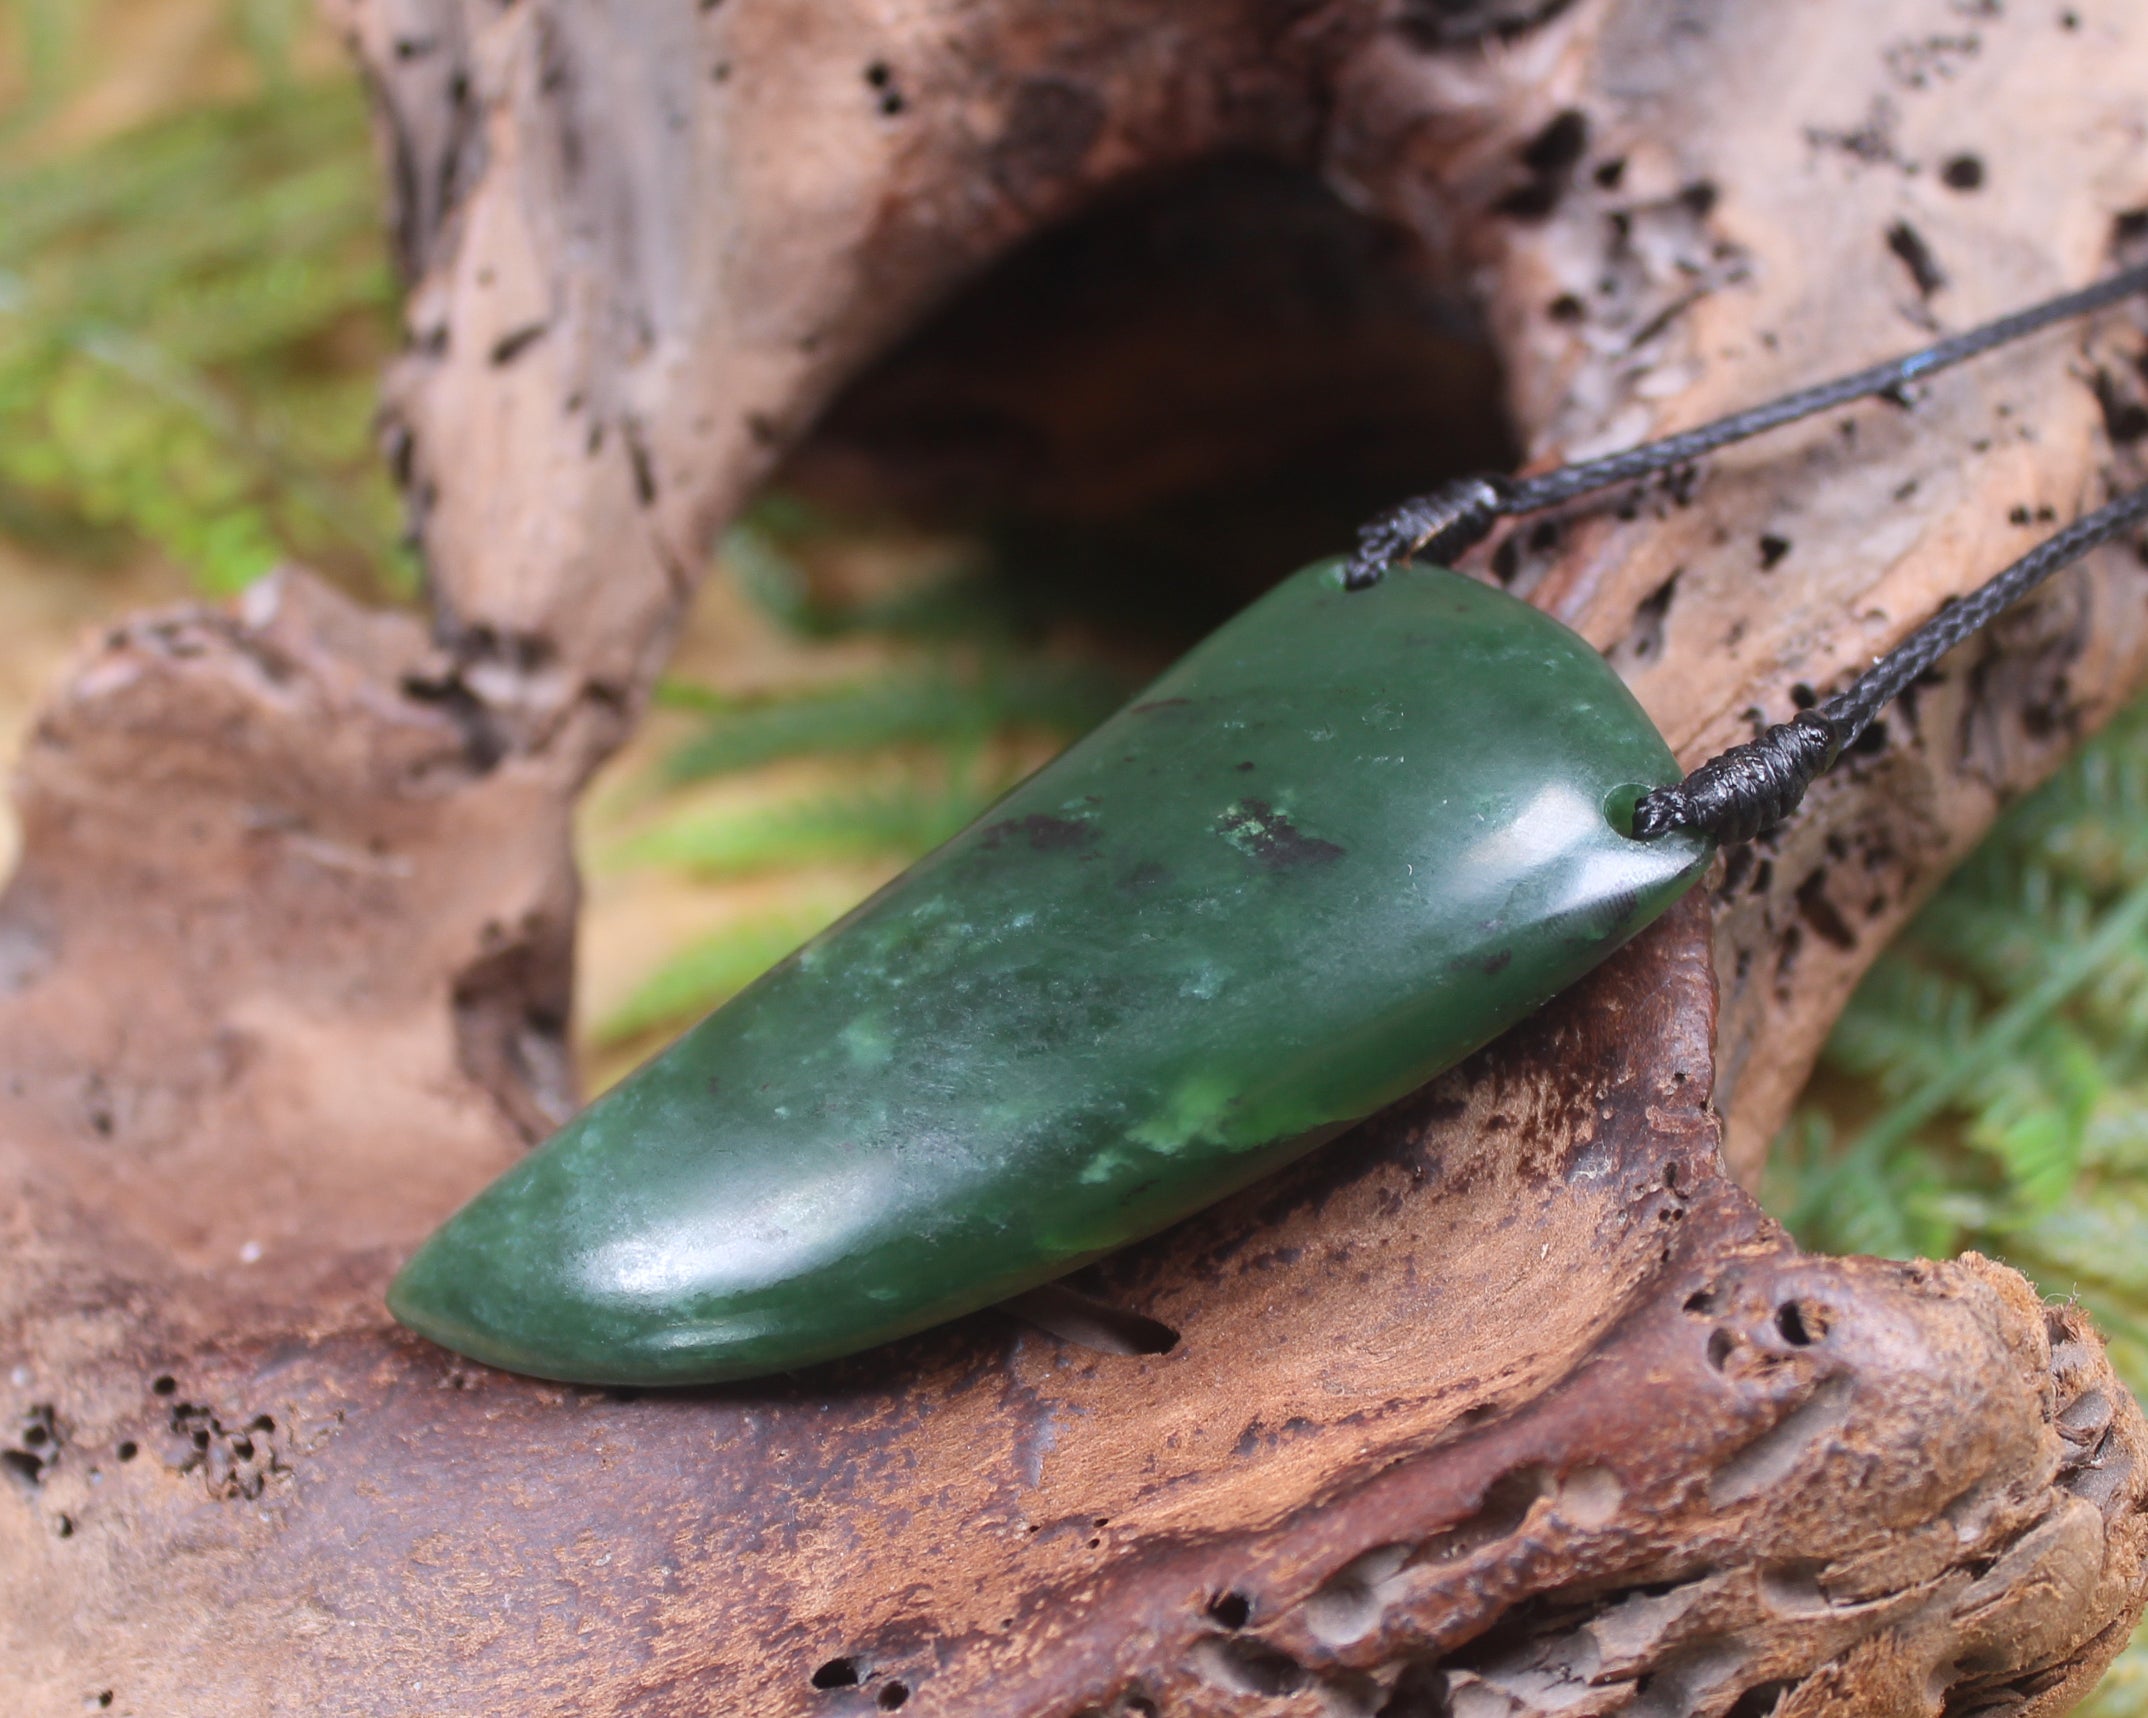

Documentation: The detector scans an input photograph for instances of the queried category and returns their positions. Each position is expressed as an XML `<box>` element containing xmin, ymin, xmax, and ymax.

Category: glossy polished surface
<box><xmin>390</xmin><ymin>563</ymin><xmax>1712</xmax><ymax>1384</ymax></box>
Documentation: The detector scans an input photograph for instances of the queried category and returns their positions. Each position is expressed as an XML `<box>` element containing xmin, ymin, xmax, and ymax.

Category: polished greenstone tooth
<box><xmin>389</xmin><ymin>560</ymin><xmax>1713</xmax><ymax>1385</ymax></box>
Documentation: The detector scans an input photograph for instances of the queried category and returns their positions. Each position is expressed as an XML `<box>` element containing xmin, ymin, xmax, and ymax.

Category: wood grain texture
<box><xmin>6</xmin><ymin>0</ymin><xmax>2148</xmax><ymax>1711</ymax></box>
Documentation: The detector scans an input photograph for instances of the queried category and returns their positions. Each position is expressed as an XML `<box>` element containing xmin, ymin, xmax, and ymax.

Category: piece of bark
<box><xmin>7</xmin><ymin>0</ymin><xmax>2148</xmax><ymax>1712</ymax></box>
<box><xmin>6</xmin><ymin>852</ymin><xmax>2142</xmax><ymax>1715</ymax></box>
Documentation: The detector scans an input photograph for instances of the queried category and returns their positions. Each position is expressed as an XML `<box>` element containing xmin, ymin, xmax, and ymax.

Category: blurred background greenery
<box><xmin>3</xmin><ymin>2</ymin><xmax>2144</xmax><ymax>1708</ymax></box>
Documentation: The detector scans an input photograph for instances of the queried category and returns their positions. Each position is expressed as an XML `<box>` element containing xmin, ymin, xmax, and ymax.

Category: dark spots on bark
<box><xmin>1805</xmin><ymin>99</ymin><xmax>1901</xmax><ymax>169</ymax></box>
<box><xmin>1775</xmin><ymin>922</ymin><xmax>1803</xmax><ymax>986</ymax></box>
<box><xmin>1622</xmin><ymin>572</ymin><xmax>1679</xmax><ymax>664</ymax></box>
<box><xmin>624</xmin><ymin>421</ymin><xmax>658</xmax><ymax>506</ymax></box>
<box><xmin>1207</xmin><ymin>1590</ymin><xmax>1252</xmax><ymax>1630</ymax></box>
<box><xmin>812</xmin><ymin>1656</ymin><xmax>862</xmax><ymax>1690</ymax></box>
<box><xmin>1885</xmin><ymin>219</ymin><xmax>1947</xmax><ymax>299</ymax></box>
<box><xmin>1216</xmin><ymin>800</ymin><xmax>1345</xmax><ymax>870</ymax></box>
<box><xmin>1495</xmin><ymin>180</ymin><xmax>1562</xmax><ymax>222</ymax></box>
<box><xmin>864</xmin><ymin>60</ymin><xmax>906</xmax><ymax>117</ymax></box>
<box><xmin>4</xmin><ymin>1403</ymin><xmax>61</xmax><ymax>1490</ymax></box>
<box><xmin>2093</xmin><ymin>367</ymin><xmax>2148</xmax><ymax>444</ymax></box>
<box><xmin>1679</xmin><ymin>180</ymin><xmax>1719</xmax><ymax>220</ymax></box>
<box><xmin>1795</xmin><ymin>868</ymin><xmax>1858</xmax><ymax>952</ymax></box>
<box><xmin>1494</xmin><ymin>109</ymin><xmax>1589</xmax><ymax>221</ymax></box>
<box><xmin>992</xmin><ymin>77</ymin><xmax>1104</xmax><ymax>202</ymax></box>
<box><xmin>983</xmin><ymin>814</ymin><xmax>1098</xmax><ymax>855</ymax></box>
<box><xmin>1522</xmin><ymin>109</ymin><xmax>1588</xmax><ymax>174</ymax></box>
<box><xmin>488</xmin><ymin>322</ymin><xmax>549</xmax><ymax>367</ymax></box>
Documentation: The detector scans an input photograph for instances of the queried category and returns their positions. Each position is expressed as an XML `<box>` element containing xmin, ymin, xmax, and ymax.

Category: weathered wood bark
<box><xmin>6</xmin><ymin>1</ymin><xmax>2148</xmax><ymax>1713</ymax></box>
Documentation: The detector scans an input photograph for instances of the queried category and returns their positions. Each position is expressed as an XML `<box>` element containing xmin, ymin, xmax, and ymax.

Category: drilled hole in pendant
<box><xmin>1601</xmin><ymin>783</ymin><xmax>1651</xmax><ymax>838</ymax></box>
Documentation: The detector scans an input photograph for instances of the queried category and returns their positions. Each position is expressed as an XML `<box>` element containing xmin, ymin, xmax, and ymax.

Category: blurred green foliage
<box><xmin>0</xmin><ymin>0</ymin><xmax>406</xmax><ymax>594</ymax></box>
<box><xmin>1775</xmin><ymin>699</ymin><xmax>2148</xmax><ymax>1710</ymax></box>
<box><xmin>1774</xmin><ymin>700</ymin><xmax>2148</xmax><ymax>1385</ymax></box>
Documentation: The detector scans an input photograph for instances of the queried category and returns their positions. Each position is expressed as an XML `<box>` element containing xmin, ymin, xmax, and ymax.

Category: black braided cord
<box><xmin>1342</xmin><ymin>259</ymin><xmax>2148</xmax><ymax>592</ymax></box>
<box><xmin>1630</xmin><ymin>483</ymin><xmax>2148</xmax><ymax>843</ymax></box>
<box><xmin>1339</xmin><ymin>261</ymin><xmax>2148</xmax><ymax>844</ymax></box>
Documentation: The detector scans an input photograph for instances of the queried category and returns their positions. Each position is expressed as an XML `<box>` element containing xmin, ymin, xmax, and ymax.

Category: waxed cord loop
<box><xmin>1343</xmin><ymin>260</ymin><xmax>2148</xmax><ymax>594</ymax></box>
<box><xmin>1343</xmin><ymin>262</ymin><xmax>2148</xmax><ymax>845</ymax></box>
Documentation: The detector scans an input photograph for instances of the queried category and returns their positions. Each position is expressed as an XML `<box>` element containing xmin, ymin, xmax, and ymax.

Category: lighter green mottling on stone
<box><xmin>390</xmin><ymin>561</ymin><xmax>1712</xmax><ymax>1385</ymax></box>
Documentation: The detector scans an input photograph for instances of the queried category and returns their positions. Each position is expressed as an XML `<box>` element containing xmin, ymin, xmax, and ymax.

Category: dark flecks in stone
<box><xmin>1481</xmin><ymin>948</ymin><xmax>1513</xmax><ymax>976</ymax></box>
<box><xmin>1120</xmin><ymin>860</ymin><xmax>1169</xmax><ymax>893</ymax></box>
<box><xmin>1131</xmin><ymin>697</ymin><xmax>1192</xmax><ymax>714</ymax></box>
<box><xmin>1235</xmin><ymin>760</ymin><xmax>1255</xmax><ymax>772</ymax></box>
<box><xmin>1216</xmin><ymin>800</ymin><xmax>1345</xmax><ymax>870</ymax></box>
<box><xmin>982</xmin><ymin>814</ymin><xmax>1098</xmax><ymax>854</ymax></box>
<box><xmin>1758</xmin><ymin>534</ymin><xmax>1791</xmax><ymax>570</ymax></box>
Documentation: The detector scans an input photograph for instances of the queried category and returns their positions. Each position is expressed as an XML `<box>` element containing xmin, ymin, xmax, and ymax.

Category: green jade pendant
<box><xmin>390</xmin><ymin>562</ymin><xmax>1713</xmax><ymax>1385</ymax></box>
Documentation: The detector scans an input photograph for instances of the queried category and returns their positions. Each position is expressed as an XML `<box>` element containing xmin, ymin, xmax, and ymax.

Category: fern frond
<box><xmin>594</xmin><ymin>905</ymin><xmax>847</xmax><ymax>1047</ymax></box>
<box><xmin>606</xmin><ymin>767</ymin><xmax>1014</xmax><ymax>879</ymax></box>
<box><xmin>1791</xmin><ymin>867</ymin><xmax>2148</xmax><ymax>1242</ymax></box>
<box><xmin>0</xmin><ymin>45</ymin><xmax>401</xmax><ymax>593</ymax></box>
<box><xmin>659</xmin><ymin>660</ymin><xmax>1127</xmax><ymax>783</ymax></box>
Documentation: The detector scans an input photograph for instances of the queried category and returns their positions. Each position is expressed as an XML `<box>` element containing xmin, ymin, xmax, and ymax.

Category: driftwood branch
<box><xmin>6</xmin><ymin>1</ymin><xmax>2148</xmax><ymax>1712</ymax></box>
